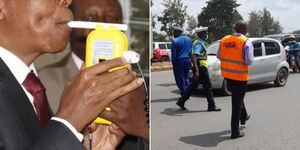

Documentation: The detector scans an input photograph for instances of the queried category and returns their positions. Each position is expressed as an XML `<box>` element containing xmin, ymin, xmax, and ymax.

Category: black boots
<box><xmin>207</xmin><ymin>106</ymin><xmax>222</xmax><ymax>111</ymax></box>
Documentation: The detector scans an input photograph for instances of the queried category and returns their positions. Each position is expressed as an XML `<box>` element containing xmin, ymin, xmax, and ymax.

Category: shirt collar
<box><xmin>198</xmin><ymin>38</ymin><xmax>206</xmax><ymax>44</ymax></box>
<box><xmin>0</xmin><ymin>46</ymin><xmax>37</xmax><ymax>84</ymax></box>
<box><xmin>233</xmin><ymin>33</ymin><xmax>245</xmax><ymax>36</ymax></box>
<box><xmin>177</xmin><ymin>34</ymin><xmax>185</xmax><ymax>38</ymax></box>
<box><xmin>71</xmin><ymin>52</ymin><xmax>83</xmax><ymax>70</ymax></box>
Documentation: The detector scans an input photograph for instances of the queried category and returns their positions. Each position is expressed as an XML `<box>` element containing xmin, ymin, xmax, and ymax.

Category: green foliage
<box><xmin>186</xmin><ymin>15</ymin><xmax>197</xmax><ymax>37</ymax></box>
<box><xmin>157</xmin><ymin>0</ymin><xmax>187</xmax><ymax>36</ymax></box>
<box><xmin>153</xmin><ymin>31</ymin><xmax>168</xmax><ymax>42</ymax></box>
<box><xmin>248</xmin><ymin>8</ymin><xmax>283</xmax><ymax>37</ymax></box>
<box><xmin>248</xmin><ymin>11</ymin><xmax>261</xmax><ymax>37</ymax></box>
<box><xmin>151</xmin><ymin>0</ymin><xmax>156</xmax><ymax>29</ymax></box>
<box><xmin>293</xmin><ymin>30</ymin><xmax>300</xmax><ymax>34</ymax></box>
<box><xmin>197</xmin><ymin>0</ymin><xmax>243</xmax><ymax>42</ymax></box>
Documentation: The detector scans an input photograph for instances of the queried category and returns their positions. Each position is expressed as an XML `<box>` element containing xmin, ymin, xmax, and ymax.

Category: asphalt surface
<box><xmin>151</xmin><ymin>71</ymin><xmax>300</xmax><ymax>150</ymax></box>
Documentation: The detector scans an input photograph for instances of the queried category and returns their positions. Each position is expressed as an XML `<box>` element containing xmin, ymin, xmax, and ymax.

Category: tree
<box><xmin>197</xmin><ymin>0</ymin><xmax>243</xmax><ymax>42</ymax></box>
<box><xmin>151</xmin><ymin>0</ymin><xmax>156</xmax><ymax>29</ymax></box>
<box><xmin>153</xmin><ymin>31</ymin><xmax>168</xmax><ymax>42</ymax></box>
<box><xmin>186</xmin><ymin>15</ymin><xmax>197</xmax><ymax>37</ymax></box>
<box><xmin>293</xmin><ymin>30</ymin><xmax>300</xmax><ymax>34</ymax></box>
<box><xmin>157</xmin><ymin>0</ymin><xmax>187</xmax><ymax>36</ymax></box>
<box><xmin>248</xmin><ymin>11</ymin><xmax>261</xmax><ymax>37</ymax></box>
<box><xmin>259</xmin><ymin>8</ymin><xmax>283</xmax><ymax>36</ymax></box>
<box><xmin>248</xmin><ymin>8</ymin><xmax>283</xmax><ymax>37</ymax></box>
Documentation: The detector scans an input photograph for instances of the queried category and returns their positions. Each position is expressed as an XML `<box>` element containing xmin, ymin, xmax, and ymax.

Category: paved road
<box><xmin>151</xmin><ymin>71</ymin><xmax>300</xmax><ymax>150</ymax></box>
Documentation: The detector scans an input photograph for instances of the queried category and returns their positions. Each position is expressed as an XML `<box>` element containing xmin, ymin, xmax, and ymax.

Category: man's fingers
<box><xmin>80</xmin><ymin>63</ymin><xmax>86</xmax><ymax>70</ymax></box>
<box><xmin>109</xmin><ymin>124</ymin><xmax>125</xmax><ymax>137</ymax></box>
<box><xmin>105</xmin><ymin>78</ymin><xmax>144</xmax><ymax>107</ymax></box>
<box><xmin>97</xmin><ymin>67</ymin><xmax>132</xmax><ymax>85</ymax></box>
<box><xmin>90</xmin><ymin>123</ymin><xmax>99</xmax><ymax>132</ymax></box>
<box><xmin>108</xmin><ymin>99</ymin><xmax>123</xmax><ymax>111</ymax></box>
<box><xmin>100</xmin><ymin>110</ymin><xmax>118</xmax><ymax>122</ymax></box>
<box><xmin>88</xmin><ymin>57</ymin><xmax>128</xmax><ymax>75</ymax></box>
<box><xmin>99</xmin><ymin>71</ymin><xmax>137</xmax><ymax>95</ymax></box>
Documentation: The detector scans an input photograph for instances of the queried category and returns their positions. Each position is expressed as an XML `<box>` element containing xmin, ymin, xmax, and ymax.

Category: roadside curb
<box><xmin>151</xmin><ymin>62</ymin><xmax>173</xmax><ymax>72</ymax></box>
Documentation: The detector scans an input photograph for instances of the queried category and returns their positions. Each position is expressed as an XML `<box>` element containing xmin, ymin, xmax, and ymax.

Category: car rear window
<box><xmin>167</xmin><ymin>44</ymin><xmax>172</xmax><ymax>49</ymax></box>
<box><xmin>253</xmin><ymin>43</ymin><xmax>263</xmax><ymax>57</ymax></box>
<box><xmin>265</xmin><ymin>42</ymin><xmax>280</xmax><ymax>55</ymax></box>
<box><xmin>158</xmin><ymin>44</ymin><xmax>166</xmax><ymax>49</ymax></box>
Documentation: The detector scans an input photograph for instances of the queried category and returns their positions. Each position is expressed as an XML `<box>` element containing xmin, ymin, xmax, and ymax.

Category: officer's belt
<box><xmin>196</xmin><ymin>55</ymin><xmax>207</xmax><ymax>61</ymax></box>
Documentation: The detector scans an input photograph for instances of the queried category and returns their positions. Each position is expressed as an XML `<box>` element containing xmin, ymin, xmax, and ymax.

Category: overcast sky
<box><xmin>152</xmin><ymin>0</ymin><xmax>300</xmax><ymax>33</ymax></box>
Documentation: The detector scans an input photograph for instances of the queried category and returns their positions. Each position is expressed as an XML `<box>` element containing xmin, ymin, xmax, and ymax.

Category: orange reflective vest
<box><xmin>220</xmin><ymin>35</ymin><xmax>249</xmax><ymax>81</ymax></box>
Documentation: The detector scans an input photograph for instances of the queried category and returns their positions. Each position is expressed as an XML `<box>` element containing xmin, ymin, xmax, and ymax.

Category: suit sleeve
<box><xmin>27</xmin><ymin>120</ymin><xmax>84</xmax><ymax>150</ymax></box>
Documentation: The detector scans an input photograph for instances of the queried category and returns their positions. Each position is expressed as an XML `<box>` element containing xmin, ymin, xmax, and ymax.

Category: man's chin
<box><xmin>44</xmin><ymin>41</ymin><xmax>69</xmax><ymax>54</ymax></box>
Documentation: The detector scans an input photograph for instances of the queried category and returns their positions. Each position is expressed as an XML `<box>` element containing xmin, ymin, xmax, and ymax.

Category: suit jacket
<box><xmin>38</xmin><ymin>53</ymin><xmax>149</xmax><ymax>150</ymax></box>
<box><xmin>0</xmin><ymin>58</ymin><xmax>84</xmax><ymax>150</ymax></box>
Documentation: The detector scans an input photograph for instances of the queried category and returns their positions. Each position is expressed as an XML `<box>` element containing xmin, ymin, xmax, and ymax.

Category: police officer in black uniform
<box><xmin>176</xmin><ymin>26</ymin><xmax>221</xmax><ymax>112</ymax></box>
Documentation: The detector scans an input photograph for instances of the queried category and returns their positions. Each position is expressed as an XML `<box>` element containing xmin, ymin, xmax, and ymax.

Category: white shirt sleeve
<box><xmin>51</xmin><ymin>117</ymin><xmax>84</xmax><ymax>142</ymax></box>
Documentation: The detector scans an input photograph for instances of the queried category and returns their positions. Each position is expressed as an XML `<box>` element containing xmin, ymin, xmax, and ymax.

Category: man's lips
<box><xmin>57</xmin><ymin>20</ymin><xmax>73</xmax><ymax>32</ymax></box>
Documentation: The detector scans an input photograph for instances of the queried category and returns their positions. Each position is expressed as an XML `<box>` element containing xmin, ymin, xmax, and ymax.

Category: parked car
<box><xmin>152</xmin><ymin>42</ymin><xmax>172</xmax><ymax>62</ymax></box>
<box><xmin>199</xmin><ymin>38</ymin><xmax>289</xmax><ymax>95</ymax></box>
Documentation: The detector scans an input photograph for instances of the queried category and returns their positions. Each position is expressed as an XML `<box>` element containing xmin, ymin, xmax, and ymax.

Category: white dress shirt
<box><xmin>0</xmin><ymin>46</ymin><xmax>83</xmax><ymax>141</ymax></box>
<box><xmin>71</xmin><ymin>52</ymin><xmax>83</xmax><ymax>70</ymax></box>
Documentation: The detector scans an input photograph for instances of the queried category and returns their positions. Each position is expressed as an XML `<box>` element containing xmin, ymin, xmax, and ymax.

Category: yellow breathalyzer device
<box><xmin>85</xmin><ymin>25</ymin><xmax>128</xmax><ymax>125</ymax></box>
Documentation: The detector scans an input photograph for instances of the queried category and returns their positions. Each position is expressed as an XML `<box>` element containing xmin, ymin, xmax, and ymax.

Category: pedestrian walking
<box><xmin>217</xmin><ymin>20</ymin><xmax>253</xmax><ymax>139</ymax></box>
<box><xmin>176</xmin><ymin>26</ymin><xmax>221</xmax><ymax>112</ymax></box>
<box><xmin>171</xmin><ymin>27</ymin><xmax>193</xmax><ymax>97</ymax></box>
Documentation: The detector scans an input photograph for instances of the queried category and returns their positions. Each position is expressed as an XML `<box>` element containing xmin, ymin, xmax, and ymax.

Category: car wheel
<box><xmin>161</xmin><ymin>56</ymin><xmax>169</xmax><ymax>62</ymax></box>
<box><xmin>274</xmin><ymin>68</ymin><xmax>288</xmax><ymax>87</ymax></box>
<box><xmin>221</xmin><ymin>79</ymin><xmax>231</xmax><ymax>96</ymax></box>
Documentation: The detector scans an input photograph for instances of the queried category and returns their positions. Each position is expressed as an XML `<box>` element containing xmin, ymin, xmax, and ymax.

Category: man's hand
<box><xmin>193</xmin><ymin>71</ymin><xmax>199</xmax><ymax>80</ymax></box>
<box><xmin>55</xmin><ymin>57</ymin><xmax>144</xmax><ymax>131</ymax></box>
<box><xmin>101</xmin><ymin>85</ymin><xmax>149</xmax><ymax>141</ymax></box>
<box><xmin>83</xmin><ymin>123</ymin><xmax>125</xmax><ymax>150</ymax></box>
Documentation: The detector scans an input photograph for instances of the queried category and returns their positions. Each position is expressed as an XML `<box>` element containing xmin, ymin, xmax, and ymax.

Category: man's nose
<box><xmin>56</xmin><ymin>0</ymin><xmax>72</xmax><ymax>7</ymax></box>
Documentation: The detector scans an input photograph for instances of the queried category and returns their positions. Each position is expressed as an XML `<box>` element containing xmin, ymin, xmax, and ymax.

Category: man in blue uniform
<box><xmin>176</xmin><ymin>26</ymin><xmax>221</xmax><ymax>111</ymax></box>
<box><xmin>171</xmin><ymin>27</ymin><xmax>193</xmax><ymax>97</ymax></box>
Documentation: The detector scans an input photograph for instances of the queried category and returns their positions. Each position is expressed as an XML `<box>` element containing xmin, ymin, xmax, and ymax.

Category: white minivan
<box><xmin>191</xmin><ymin>38</ymin><xmax>290</xmax><ymax>95</ymax></box>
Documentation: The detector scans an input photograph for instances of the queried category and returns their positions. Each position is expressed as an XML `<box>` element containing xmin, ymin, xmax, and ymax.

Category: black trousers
<box><xmin>227</xmin><ymin>79</ymin><xmax>248</xmax><ymax>135</ymax></box>
<box><xmin>181</xmin><ymin>66</ymin><xmax>215</xmax><ymax>107</ymax></box>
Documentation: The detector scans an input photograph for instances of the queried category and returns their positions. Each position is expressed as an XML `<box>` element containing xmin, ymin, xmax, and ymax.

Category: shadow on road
<box><xmin>170</xmin><ymin>89</ymin><xmax>230</xmax><ymax>98</ymax></box>
<box><xmin>156</xmin><ymin>83</ymin><xmax>177</xmax><ymax>87</ymax></box>
<box><xmin>179</xmin><ymin>127</ymin><xmax>245</xmax><ymax>147</ymax></box>
<box><xmin>170</xmin><ymin>89</ymin><xmax>182</xmax><ymax>95</ymax></box>
<box><xmin>151</xmin><ymin>98</ymin><xmax>178</xmax><ymax>103</ymax></box>
<box><xmin>247</xmin><ymin>83</ymin><xmax>276</xmax><ymax>93</ymax></box>
<box><xmin>169</xmin><ymin>89</ymin><xmax>208</xmax><ymax>98</ymax></box>
<box><xmin>160</xmin><ymin>108</ymin><xmax>207</xmax><ymax>116</ymax></box>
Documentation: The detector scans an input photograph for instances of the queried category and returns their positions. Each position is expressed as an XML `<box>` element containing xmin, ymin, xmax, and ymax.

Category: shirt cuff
<box><xmin>51</xmin><ymin>117</ymin><xmax>83</xmax><ymax>142</ymax></box>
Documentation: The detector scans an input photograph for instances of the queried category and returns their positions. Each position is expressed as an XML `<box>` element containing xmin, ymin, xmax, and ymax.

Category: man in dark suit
<box><xmin>39</xmin><ymin>0</ymin><xmax>124</xmax><ymax>113</ymax></box>
<box><xmin>38</xmin><ymin>0</ymin><xmax>149</xmax><ymax>149</ymax></box>
<box><xmin>0</xmin><ymin>0</ymin><xmax>144</xmax><ymax>149</ymax></box>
